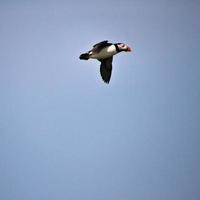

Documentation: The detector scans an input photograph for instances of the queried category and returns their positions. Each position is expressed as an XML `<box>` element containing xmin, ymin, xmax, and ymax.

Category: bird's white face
<box><xmin>117</xmin><ymin>43</ymin><xmax>132</xmax><ymax>52</ymax></box>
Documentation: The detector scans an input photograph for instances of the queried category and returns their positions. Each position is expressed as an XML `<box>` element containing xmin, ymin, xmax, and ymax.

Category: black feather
<box><xmin>99</xmin><ymin>57</ymin><xmax>113</xmax><ymax>84</ymax></box>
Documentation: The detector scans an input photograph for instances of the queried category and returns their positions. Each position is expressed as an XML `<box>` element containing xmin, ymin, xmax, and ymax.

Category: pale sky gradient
<box><xmin>0</xmin><ymin>1</ymin><xmax>200</xmax><ymax>200</ymax></box>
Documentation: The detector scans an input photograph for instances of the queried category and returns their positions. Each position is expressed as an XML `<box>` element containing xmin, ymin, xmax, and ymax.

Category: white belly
<box><xmin>90</xmin><ymin>45</ymin><xmax>117</xmax><ymax>59</ymax></box>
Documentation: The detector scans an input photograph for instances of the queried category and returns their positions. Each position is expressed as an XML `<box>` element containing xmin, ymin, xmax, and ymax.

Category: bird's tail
<box><xmin>79</xmin><ymin>53</ymin><xmax>90</xmax><ymax>60</ymax></box>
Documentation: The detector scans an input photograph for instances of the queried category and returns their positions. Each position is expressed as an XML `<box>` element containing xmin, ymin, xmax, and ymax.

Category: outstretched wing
<box><xmin>92</xmin><ymin>40</ymin><xmax>112</xmax><ymax>53</ymax></box>
<box><xmin>93</xmin><ymin>40</ymin><xmax>109</xmax><ymax>47</ymax></box>
<box><xmin>99</xmin><ymin>57</ymin><xmax>113</xmax><ymax>84</ymax></box>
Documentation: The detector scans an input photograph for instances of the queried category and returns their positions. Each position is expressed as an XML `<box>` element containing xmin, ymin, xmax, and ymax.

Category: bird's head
<box><xmin>117</xmin><ymin>43</ymin><xmax>132</xmax><ymax>52</ymax></box>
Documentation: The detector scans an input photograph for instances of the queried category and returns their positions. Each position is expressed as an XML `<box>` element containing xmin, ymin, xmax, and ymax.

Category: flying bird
<box><xmin>79</xmin><ymin>40</ymin><xmax>132</xmax><ymax>84</ymax></box>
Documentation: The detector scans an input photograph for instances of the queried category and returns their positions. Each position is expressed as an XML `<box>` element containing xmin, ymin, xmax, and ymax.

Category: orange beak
<box><xmin>126</xmin><ymin>46</ymin><xmax>132</xmax><ymax>52</ymax></box>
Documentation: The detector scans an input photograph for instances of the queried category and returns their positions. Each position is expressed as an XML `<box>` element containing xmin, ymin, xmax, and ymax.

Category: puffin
<box><xmin>79</xmin><ymin>40</ymin><xmax>132</xmax><ymax>83</ymax></box>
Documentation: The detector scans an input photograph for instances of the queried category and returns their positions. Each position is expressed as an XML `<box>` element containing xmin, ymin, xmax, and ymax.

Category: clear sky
<box><xmin>0</xmin><ymin>0</ymin><xmax>200</xmax><ymax>200</ymax></box>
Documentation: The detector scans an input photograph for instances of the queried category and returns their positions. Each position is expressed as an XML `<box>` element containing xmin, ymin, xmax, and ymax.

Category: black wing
<box><xmin>92</xmin><ymin>40</ymin><xmax>112</xmax><ymax>53</ymax></box>
<box><xmin>99</xmin><ymin>57</ymin><xmax>113</xmax><ymax>84</ymax></box>
<box><xmin>93</xmin><ymin>40</ymin><xmax>108</xmax><ymax>47</ymax></box>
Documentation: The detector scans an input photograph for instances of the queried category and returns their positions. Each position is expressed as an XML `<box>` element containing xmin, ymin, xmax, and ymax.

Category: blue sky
<box><xmin>0</xmin><ymin>1</ymin><xmax>200</xmax><ymax>200</ymax></box>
